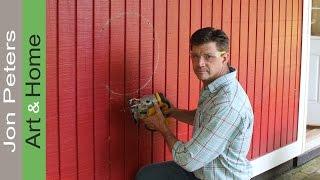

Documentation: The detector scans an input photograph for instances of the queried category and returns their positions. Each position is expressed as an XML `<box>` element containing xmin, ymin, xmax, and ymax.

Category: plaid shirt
<box><xmin>172</xmin><ymin>67</ymin><xmax>254</xmax><ymax>180</ymax></box>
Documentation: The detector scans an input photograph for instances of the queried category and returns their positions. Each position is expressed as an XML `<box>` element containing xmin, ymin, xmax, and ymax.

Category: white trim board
<box><xmin>250</xmin><ymin>142</ymin><xmax>302</xmax><ymax>177</ymax></box>
<box><xmin>300</xmin><ymin>0</ymin><xmax>312</xmax><ymax>153</ymax></box>
<box><xmin>311</xmin><ymin>36</ymin><xmax>320</xmax><ymax>40</ymax></box>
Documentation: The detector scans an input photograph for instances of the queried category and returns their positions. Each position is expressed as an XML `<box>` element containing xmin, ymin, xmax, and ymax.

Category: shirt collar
<box><xmin>206</xmin><ymin>67</ymin><xmax>237</xmax><ymax>93</ymax></box>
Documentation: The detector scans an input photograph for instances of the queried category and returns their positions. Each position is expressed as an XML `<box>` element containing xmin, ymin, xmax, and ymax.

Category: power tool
<box><xmin>128</xmin><ymin>92</ymin><xmax>171</xmax><ymax>131</ymax></box>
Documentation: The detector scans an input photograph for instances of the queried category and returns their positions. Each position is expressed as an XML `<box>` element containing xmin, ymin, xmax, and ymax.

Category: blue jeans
<box><xmin>136</xmin><ymin>161</ymin><xmax>200</xmax><ymax>180</ymax></box>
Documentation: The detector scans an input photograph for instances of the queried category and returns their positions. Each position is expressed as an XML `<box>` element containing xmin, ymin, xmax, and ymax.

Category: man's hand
<box><xmin>159</xmin><ymin>95</ymin><xmax>173</xmax><ymax>117</ymax></box>
<box><xmin>142</xmin><ymin>103</ymin><xmax>170</xmax><ymax>134</ymax></box>
<box><xmin>142</xmin><ymin>102</ymin><xmax>178</xmax><ymax>151</ymax></box>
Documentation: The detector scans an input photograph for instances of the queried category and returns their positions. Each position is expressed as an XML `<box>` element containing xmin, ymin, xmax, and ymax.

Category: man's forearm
<box><xmin>170</xmin><ymin>108</ymin><xmax>196</xmax><ymax>125</ymax></box>
<box><xmin>160</xmin><ymin>126</ymin><xmax>178</xmax><ymax>150</ymax></box>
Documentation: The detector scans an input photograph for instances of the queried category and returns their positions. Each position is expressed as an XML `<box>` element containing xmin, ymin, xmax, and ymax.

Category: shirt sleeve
<box><xmin>172</xmin><ymin>103</ymin><xmax>244</xmax><ymax>172</ymax></box>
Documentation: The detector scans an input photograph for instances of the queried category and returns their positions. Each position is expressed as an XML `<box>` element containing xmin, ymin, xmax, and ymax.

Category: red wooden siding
<box><xmin>46</xmin><ymin>0</ymin><xmax>303</xmax><ymax>179</ymax></box>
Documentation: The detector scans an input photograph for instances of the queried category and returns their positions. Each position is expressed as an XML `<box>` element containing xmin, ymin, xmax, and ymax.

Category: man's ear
<box><xmin>222</xmin><ymin>52</ymin><xmax>230</xmax><ymax>65</ymax></box>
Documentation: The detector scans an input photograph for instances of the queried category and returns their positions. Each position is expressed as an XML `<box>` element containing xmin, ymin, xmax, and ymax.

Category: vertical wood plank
<box><xmin>293</xmin><ymin>0</ymin><xmax>302</xmax><ymax>141</ymax></box>
<box><xmin>46</xmin><ymin>0</ymin><xmax>59</xmax><ymax>179</ymax></box>
<box><xmin>267</xmin><ymin>0</ymin><xmax>280</xmax><ymax>152</ymax></box>
<box><xmin>124</xmin><ymin>0</ymin><xmax>140</xmax><ymax>179</ymax></box>
<box><xmin>221</xmin><ymin>0</ymin><xmax>231</xmax><ymax>75</ymax></box>
<box><xmin>138</xmin><ymin>0</ymin><xmax>154</xmax><ymax>167</ymax></box>
<box><xmin>202</xmin><ymin>0</ymin><xmax>212</xmax><ymax>27</ymax></box>
<box><xmin>93</xmin><ymin>0</ymin><xmax>110</xmax><ymax>178</ymax></box>
<box><xmin>177</xmin><ymin>0</ymin><xmax>190</xmax><ymax>142</ymax></box>
<box><xmin>252</xmin><ymin>0</ymin><xmax>265</xmax><ymax>158</ymax></box>
<box><xmin>153</xmin><ymin>0</ymin><xmax>167</xmax><ymax>163</ymax></box>
<box><xmin>260</xmin><ymin>0</ymin><xmax>272</xmax><ymax>155</ymax></box>
<box><xmin>239</xmin><ymin>0</ymin><xmax>249</xmax><ymax>91</ymax></box>
<box><xmin>238</xmin><ymin>0</ymin><xmax>251</xmax><ymax>158</ymax></box>
<box><xmin>212</xmin><ymin>0</ymin><xmax>222</xmax><ymax>28</ymax></box>
<box><xmin>77</xmin><ymin>0</ymin><xmax>94</xmax><ymax>179</ymax></box>
<box><xmin>230</xmin><ymin>0</ymin><xmax>240</xmax><ymax>75</ymax></box>
<box><xmin>58</xmin><ymin>0</ymin><xmax>78</xmax><ymax>178</ymax></box>
<box><xmin>222</xmin><ymin>0</ymin><xmax>232</xmax><ymax>38</ymax></box>
<box><xmin>247</xmin><ymin>0</ymin><xmax>257</xmax><ymax>158</ymax></box>
<box><xmin>287</xmin><ymin>0</ymin><xmax>298</xmax><ymax>144</ymax></box>
<box><xmin>109</xmin><ymin>0</ymin><xmax>125</xmax><ymax>179</ymax></box>
<box><xmin>165</xmin><ymin>0</ymin><xmax>179</xmax><ymax>160</ymax></box>
<box><xmin>189</xmin><ymin>0</ymin><xmax>201</xmax><ymax>140</ymax></box>
<box><xmin>281</xmin><ymin>0</ymin><xmax>293</xmax><ymax>146</ymax></box>
<box><xmin>274</xmin><ymin>0</ymin><xmax>286</xmax><ymax>149</ymax></box>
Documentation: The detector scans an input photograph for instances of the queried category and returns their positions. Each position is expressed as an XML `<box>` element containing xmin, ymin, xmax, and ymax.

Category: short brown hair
<box><xmin>190</xmin><ymin>27</ymin><xmax>229</xmax><ymax>52</ymax></box>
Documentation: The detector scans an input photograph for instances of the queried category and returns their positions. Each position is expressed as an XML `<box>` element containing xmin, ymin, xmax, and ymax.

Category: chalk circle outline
<box><xmin>100</xmin><ymin>11</ymin><xmax>160</xmax><ymax>96</ymax></box>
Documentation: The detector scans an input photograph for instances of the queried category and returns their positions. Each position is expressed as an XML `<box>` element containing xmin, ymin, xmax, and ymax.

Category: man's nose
<box><xmin>197</xmin><ymin>57</ymin><xmax>206</xmax><ymax>67</ymax></box>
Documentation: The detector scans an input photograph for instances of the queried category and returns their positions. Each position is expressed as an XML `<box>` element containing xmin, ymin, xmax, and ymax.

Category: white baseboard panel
<box><xmin>250</xmin><ymin>142</ymin><xmax>302</xmax><ymax>177</ymax></box>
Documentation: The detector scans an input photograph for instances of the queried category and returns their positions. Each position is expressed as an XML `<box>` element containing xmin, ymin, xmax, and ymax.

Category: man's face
<box><xmin>190</xmin><ymin>42</ymin><xmax>229</xmax><ymax>85</ymax></box>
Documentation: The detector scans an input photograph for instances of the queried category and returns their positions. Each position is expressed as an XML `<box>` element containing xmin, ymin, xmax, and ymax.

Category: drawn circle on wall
<box><xmin>100</xmin><ymin>11</ymin><xmax>160</xmax><ymax>96</ymax></box>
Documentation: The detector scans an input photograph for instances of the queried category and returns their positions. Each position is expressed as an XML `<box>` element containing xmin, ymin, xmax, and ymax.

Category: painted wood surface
<box><xmin>46</xmin><ymin>0</ymin><xmax>303</xmax><ymax>179</ymax></box>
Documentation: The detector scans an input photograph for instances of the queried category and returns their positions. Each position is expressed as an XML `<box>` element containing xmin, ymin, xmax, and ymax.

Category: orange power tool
<box><xmin>128</xmin><ymin>92</ymin><xmax>171</xmax><ymax>131</ymax></box>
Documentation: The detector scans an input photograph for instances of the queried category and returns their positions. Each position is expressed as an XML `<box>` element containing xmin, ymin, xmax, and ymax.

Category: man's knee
<box><xmin>135</xmin><ymin>165</ymin><xmax>154</xmax><ymax>180</ymax></box>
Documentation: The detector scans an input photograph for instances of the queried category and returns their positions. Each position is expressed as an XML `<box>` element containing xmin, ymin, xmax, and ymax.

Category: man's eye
<box><xmin>192</xmin><ymin>54</ymin><xmax>200</xmax><ymax>59</ymax></box>
<box><xmin>204</xmin><ymin>55</ymin><xmax>213</xmax><ymax>59</ymax></box>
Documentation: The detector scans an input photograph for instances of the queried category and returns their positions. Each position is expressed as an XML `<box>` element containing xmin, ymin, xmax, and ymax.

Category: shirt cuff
<box><xmin>172</xmin><ymin>140</ymin><xmax>183</xmax><ymax>160</ymax></box>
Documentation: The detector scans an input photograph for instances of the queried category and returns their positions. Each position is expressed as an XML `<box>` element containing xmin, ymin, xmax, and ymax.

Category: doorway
<box><xmin>306</xmin><ymin>0</ymin><xmax>320</xmax><ymax>151</ymax></box>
